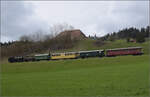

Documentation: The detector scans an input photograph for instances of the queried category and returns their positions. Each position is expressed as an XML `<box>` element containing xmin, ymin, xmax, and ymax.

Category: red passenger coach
<box><xmin>106</xmin><ymin>47</ymin><xmax>143</xmax><ymax>57</ymax></box>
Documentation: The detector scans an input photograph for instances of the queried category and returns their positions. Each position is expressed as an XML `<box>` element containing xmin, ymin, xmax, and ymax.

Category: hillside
<box><xmin>1</xmin><ymin>38</ymin><xmax>149</xmax><ymax>63</ymax></box>
<box><xmin>50</xmin><ymin>39</ymin><xmax>149</xmax><ymax>55</ymax></box>
<box><xmin>1</xmin><ymin>26</ymin><xmax>149</xmax><ymax>59</ymax></box>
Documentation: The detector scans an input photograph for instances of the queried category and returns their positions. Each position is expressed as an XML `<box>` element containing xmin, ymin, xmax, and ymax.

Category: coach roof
<box><xmin>106</xmin><ymin>47</ymin><xmax>142</xmax><ymax>51</ymax></box>
<box><xmin>35</xmin><ymin>54</ymin><xmax>49</xmax><ymax>56</ymax></box>
<box><xmin>79</xmin><ymin>50</ymin><xmax>104</xmax><ymax>53</ymax></box>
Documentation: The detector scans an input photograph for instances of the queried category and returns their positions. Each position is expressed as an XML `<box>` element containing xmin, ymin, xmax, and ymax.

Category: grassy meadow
<box><xmin>1</xmin><ymin>39</ymin><xmax>150</xmax><ymax>96</ymax></box>
<box><xmin>1</xmin><ymin>55</ymin><xmax>150</xmax><ymax>96</ymax></box>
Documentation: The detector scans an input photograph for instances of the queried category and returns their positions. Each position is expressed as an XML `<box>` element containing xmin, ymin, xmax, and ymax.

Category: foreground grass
<box><xmin>1</xmin><ymin>55</ymin><xmax>150</xmax><ymax>96</ymax></box>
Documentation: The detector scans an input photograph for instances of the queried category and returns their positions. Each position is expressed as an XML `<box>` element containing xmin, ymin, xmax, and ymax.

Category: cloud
<box><xmin>1</xmin><ymin>1</ymin><xmax>149</xmax><ymax>42</ymax></box>
<box><xmin>1</xmin><ymin>1</ymin><xmax>48</xmax><ymax>42</ymax></box>
<box><xmin>27</xmin><ymin>1</ymin><xmax>149</xmax><ymax>36</ymax></box>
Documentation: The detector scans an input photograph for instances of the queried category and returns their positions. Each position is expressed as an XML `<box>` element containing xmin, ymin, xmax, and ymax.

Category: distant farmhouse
<box><xmin>56</xmin><ymin>29</ymin><xmax>86</xmax><ymax>40</ymax></box>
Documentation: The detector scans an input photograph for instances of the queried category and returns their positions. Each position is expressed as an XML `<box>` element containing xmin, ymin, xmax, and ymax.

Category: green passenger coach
<box><xmin>34</xmin><ymin>54</ymin><xmax>50</xmax><ymax>61</ymax></box>
<box><xmin>79</xmin><ymin>50</ymin><xmax>105</xmax><ymax>58</ymax></box>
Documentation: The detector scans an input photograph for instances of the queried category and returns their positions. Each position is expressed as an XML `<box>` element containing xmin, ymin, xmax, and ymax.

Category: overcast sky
<box><xmin>1</xmin><ymin>1</ymin><xmax>149</xmax><ymax>42</ymax></box>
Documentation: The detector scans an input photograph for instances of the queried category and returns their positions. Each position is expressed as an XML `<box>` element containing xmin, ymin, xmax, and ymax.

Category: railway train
<box><xmin>8</xmin><ymin>47</ymin><xmax>143</xmax><ymax>63</ymax></box>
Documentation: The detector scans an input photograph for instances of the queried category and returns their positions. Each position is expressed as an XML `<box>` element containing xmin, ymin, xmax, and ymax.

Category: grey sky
<box><xmin>1</xmin><ymin>1</ymin><xmax>149</xmax><ymax>42</ymax></box>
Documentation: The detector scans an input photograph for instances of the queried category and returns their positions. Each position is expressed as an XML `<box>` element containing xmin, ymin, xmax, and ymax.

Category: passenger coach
<box><xmin>51</xmin><ymin>52</ymin><xmax>79</xmax><ymax>60</ymax></box>
<box><xmin>79</xmin><ymin>50</ymin><xmax>105</xmax><ymax>58</ymax></box>
<box><xmin>106</xmin><ymin>47</ymin><xmax>143</xmax><ymax>57</ymax></box>
<box><xmin>34</xmin><ymin>54</ymin><xmax>50</xmax><ymax>61</ymax></box>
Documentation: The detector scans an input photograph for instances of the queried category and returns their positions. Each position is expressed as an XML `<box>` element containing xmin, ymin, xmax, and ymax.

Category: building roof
<box><xmin>56</xmin><ymin>29</ymin><xmax>86</xmax><ymax>40</ymax></box>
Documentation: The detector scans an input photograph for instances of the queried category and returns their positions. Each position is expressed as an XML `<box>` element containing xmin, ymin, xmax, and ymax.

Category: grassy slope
<box><xmin>52</xmin><ymin>39</ymin><xmax>149</xmax><ymax>55</ymax></box>
<box><xmin>1</xmin><ymin>55</ymin><xmax>150</xmax><ymax>96</ymax></box>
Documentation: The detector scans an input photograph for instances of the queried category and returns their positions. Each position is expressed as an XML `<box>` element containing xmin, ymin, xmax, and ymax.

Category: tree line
<box><xmin>99</xmin><ymin>26</ymin><xmax>149</xmax><ymax>43</ymax></box>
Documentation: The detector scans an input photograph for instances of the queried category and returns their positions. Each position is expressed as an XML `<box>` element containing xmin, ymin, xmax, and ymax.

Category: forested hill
<box><xmin>97</xmin><ymin>26</ymin><xmax>149</xmax><ymax>43</ymax></box>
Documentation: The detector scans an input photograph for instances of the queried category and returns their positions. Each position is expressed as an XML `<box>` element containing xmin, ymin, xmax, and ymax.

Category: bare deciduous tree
<box><xmin>49</xmin><ymin>23</ymin><xmax>74</xmax><ymax>38</ymax></box>
<box><xmin>20</xmin><ymin>35</ymin><xmax>31</xmax><ymax>42</ymax></box>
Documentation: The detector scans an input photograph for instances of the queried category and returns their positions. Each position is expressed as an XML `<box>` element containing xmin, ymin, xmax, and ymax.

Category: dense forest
<box><xmin>0</xmin><ymin>25</ymin><xmax>149</xmax><ymax>59</ymax></box>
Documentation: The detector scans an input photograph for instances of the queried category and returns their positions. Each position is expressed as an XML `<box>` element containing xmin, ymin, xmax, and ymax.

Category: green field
<box><xmin>1</xmin><ymin>55</ymin><xmax>150</xmax><ymax>96</ymax></box>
